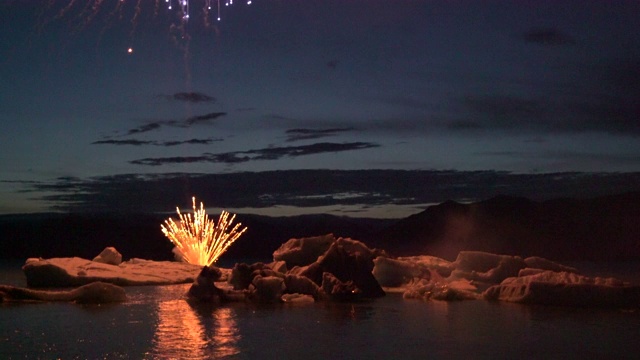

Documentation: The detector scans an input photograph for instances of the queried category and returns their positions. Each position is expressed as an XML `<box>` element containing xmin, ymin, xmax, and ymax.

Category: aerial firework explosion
<box><xmin>52</xmin><ymin>0</ymin><xmax>254</xmax><ymax>24</ymax></box>
<box><xmin>161</xmin><ymin>197</ymin><xmax>247</xmax><ymax>266</ymax></box>
<box><xmin>166</xmin><ymin>0</ymin><xmax>254</xmax><ymax>21</ymax></box>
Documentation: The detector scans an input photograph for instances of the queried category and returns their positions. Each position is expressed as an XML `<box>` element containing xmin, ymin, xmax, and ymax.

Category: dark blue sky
<box><xmin>1</xmin><ymin>0</ymin><xmax>639</xmax><ymax>216</ymax></box>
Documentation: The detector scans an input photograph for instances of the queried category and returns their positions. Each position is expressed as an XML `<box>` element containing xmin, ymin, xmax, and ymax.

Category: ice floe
<box><xmin>16</xmin><ymin>237</ymin><xmax>640</xmax><ymax>308</ymax></box>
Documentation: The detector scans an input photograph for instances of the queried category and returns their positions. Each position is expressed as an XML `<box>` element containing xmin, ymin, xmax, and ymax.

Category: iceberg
<box><xmin>0</xmin><ymin>281</ymin><xmax>126</xmax><ymax>304</ymax></box>
<box><xmin>483</xmin><ymin>270</ymin><xmax>640</xmax><ymax>307</ymax></box>
<box><xmin>273</xmin><ymin>234</ymin><xmax>336</xmax><ymax>267</ymax></box>
<box><xmin>372</xmin><ymin>255</ymin><xmax>453</xmax><ymax>287</ymax></box>
<box><xmin>189</xmin><ymin>235</ymin><xmax>387</xmax><ymax>304</ymax></box>
<box><xmin>23</xmin><ymin>252</ymin><xmax>203</xmax><ymax>288</ymax></box>
<box><xmin>16</xmin><ymin>239</ymin><xmax>640</xmax><ymax>309</ymax></box>
<box><xmin>92</xmin><ymin>246</ymin><xmax>123</xmax><ymax>265</ymax></box>
<box><xmin>372</xmin><ymin>250</ymin><xmax>640</xmax><ymax>308</ymax></box>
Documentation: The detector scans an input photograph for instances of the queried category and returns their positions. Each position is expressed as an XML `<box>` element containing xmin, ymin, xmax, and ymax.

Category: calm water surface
<box><xmin>2</xmin><ymin>262</ymin><xmax>640</xmax><ymax>359</ymax></box>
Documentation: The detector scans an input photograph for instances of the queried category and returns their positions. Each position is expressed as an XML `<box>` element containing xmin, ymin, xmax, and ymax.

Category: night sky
<box><xmin>1</xmin><ymin>0</ymin><xmax>639</xmax><ymax>217</ymax></box>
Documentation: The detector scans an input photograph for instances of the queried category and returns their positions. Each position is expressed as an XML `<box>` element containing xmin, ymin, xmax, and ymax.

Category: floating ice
<box><xmin>17</xmin><ymin>236</ymin><xmax>640</xmax><ymax>309</ymax></box>
<box><xmin>273</xmin><ymin>234</ymin><xmax>336</xmax><ymax>268</ymax></box>
<box><xmin>372</xmin><ymin>255</ymin><xmax>453</xmax><ymax>287</ymax></box>
<box><xmin>484</xmin><ymin>270</ymin><xmax>640</xmax><ymax>307</ymax></box>
<box><xmin>0</xmin><ymin>281</ymin><xmax>126</xmax><ymax>304</ymax></box>
<box><xmin>23</xmin><ymin>249</ymin><xmax>202</xmax><ymax>288</ymax></box>
<box><xmin>372</xmin><ymin>250</ymin><xmax>640</xmax><ymax>308</ymax></box>
<box><xmin>92</xmin><ymin>246</ymin><xmax>122</xmax><ymax>265</ymax></box>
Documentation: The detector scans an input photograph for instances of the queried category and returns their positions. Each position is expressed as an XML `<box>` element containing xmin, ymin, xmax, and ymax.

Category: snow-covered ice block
<box><xmin>0</xmin><ymin>281</ymin><xmax>126</xmax><ymax>303</ymax></box>
<box><xmin>372</xmin><ymin>255</ymin><xmax>453</xmax><ymax>287</ymax></box>
<box><xmin>92</xmin><ymin>247</ymin><xmax>122</xmax><ymax>265</ymax></box>
<box><xmin>484</xmin><ymin>270</ymin><xmax>640</xmax><ymax>308</ymax></box>
<box><xmin>449</xmin><ymin>251</ymin><xmax>526</xmax><ymax>284</ymax></box>
<box><xmin>23</xmin><ymin>256</ymin><xmax>202</xmax><ymax>287</ymax></box>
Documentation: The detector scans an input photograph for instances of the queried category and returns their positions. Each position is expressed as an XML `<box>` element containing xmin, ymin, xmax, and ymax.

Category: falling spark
<box><xmin>161</xmin><ymin>0</ymin><xmax>255</xmax><ymax>22</ymax></box>
<box><xmin>43</xmin><ymin>0</ymin><xmax>256</xmax><ymax>32</ymax></box>
<box><xmin>161</xmin><ymin>197</ymin><xmax>247</xmax><ymax>266</ymax></box>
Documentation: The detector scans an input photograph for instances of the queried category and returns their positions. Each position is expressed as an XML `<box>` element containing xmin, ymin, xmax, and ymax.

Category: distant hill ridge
<box><xmin>1</xmin><ymin>192</ymin><xmax>639</xmax><ymax>262</ymax></box>
<box><xmin>379</xmin><ymin>191</ymin><xmax>640</xmax><ymax>261</ymax></box>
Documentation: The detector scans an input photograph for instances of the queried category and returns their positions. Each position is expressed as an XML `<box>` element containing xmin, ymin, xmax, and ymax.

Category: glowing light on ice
<box><xmin>161</xmin><ymin>197</ymin><xmax>247</xmax><ymax>266</ymax></box>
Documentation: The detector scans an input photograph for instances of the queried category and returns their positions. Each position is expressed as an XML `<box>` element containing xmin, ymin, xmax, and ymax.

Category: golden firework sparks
<box><xmin>161</xmin><ymin>197</ymin><xmax>247</xmax><ymax>266</ymax></box>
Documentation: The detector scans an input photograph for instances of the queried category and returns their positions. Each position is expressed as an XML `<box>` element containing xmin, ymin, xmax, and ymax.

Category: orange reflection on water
<box><xmin>152</xmin><ymin>297</ymin><xmax>241</xmax><ymax>359</ymax></box>
<box><xmin>210</xmin><ymin>307</ymin><xmax>241</xmax><ymax>358</ymax></box>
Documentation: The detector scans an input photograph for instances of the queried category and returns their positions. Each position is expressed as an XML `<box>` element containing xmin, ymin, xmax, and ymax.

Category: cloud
<box><xmin>164</xmin><ymin>138</ymin><xmax>222</xmax><ymax>146</ymax></box>
<box><xmin>20</xmin><ymin>170</ymin><xmax>640</xmax><ymax>213</ymax></box>
<box><xmin>184</xmin><ymin>112</ymin><xmax>227</xmax><ymax>126</ymax></box>
<box><xmin>93</xmin><ymin>139</ymin><xmax>154</xmax><ymax>146</ymax></box>
<box><xmin>103</xmin><ymin>112</ymin><xmax>227</xmax><ymax>139</ymax></box>
<box><xmin>129</xmin><ymin>142</ymin><xmax>380</xmax><ymax>166</ymax></box>
<box><xmin>0</xmin><ymin>179</ymin><xmax>40</xmax><ymax>184</ymax></box>
<box><xmin>522</xmin><ymin>28</ymin><xmax>574</xmax><ymax>46</ymax></box>
<box><xmin>285</xmin><ymin>128</ymin><xmax>355</xmax><ymax>142</ymax></box>
<box><xmin>170</xmin><ymin>92</ymin><xmax>216</xmax><ymax>103</ymax></box>
<box><xmin>125</xmin><ymin>123</ymin><xmax>162</xmax><ymax>136</ymax></box>
<box><xmin>92</xmin><ymin>138</ymin><xmax>222</xmax><ymax>147</ymax></box>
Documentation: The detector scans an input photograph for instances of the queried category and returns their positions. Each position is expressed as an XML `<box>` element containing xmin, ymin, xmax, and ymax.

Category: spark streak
<box><xmin>162</xmin><ymin>0</ymin><xmax>255</xmax><ymax>21</ymax></box>
<box><xmin>161</xmin><ymin>197</ymin><xmax>248</xmax><ymax>266</ymax></box>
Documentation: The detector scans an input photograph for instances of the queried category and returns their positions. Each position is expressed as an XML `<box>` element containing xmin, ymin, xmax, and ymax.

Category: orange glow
<box><xmin>152</xmin><ymin>290</ymin><xmax>241</xmax><ymax>358</ymax></box>
<box><xmin>161</xmin><ymin>197</ymin><xmax>247</xmax><ymax>266</ymax></box>
<box><xmin>210</xmin><ymin>307</ymin><xmax>242</xmax><ymax>358</ymax></box>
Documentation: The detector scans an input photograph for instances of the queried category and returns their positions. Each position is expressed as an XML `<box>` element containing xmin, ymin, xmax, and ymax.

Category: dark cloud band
<box><xmin>20</xmin><ymin>170</ymin><xmax>640</xmax><ymax>213</ymax></box>
<box><xmin>92</xmin><ymin>138</ymin><xmax>222</xmax><ymax>147</ymax></box>
<box><xmin>129</xmin><ymin>142</ymin><xmax>380</xmax><ymax>166</ymax></box>
<box><xmin>170</xmin><ymin>92</ymin><xmax>216</xmax><ymax>103</ymax></box>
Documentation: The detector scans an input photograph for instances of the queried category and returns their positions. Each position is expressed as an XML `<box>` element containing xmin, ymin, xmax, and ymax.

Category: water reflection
<box><xmin>151</xmin><ymin>295</ymin><xmax>241</xmax><ymax>359</ymax></box>
<box><xmin>321</xmin><ymin>300</ymin><xmax>377</xmax><ymax>323</ymax></box>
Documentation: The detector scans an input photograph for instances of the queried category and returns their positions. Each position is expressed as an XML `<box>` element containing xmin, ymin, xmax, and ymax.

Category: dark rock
<box><xmin>187</xmin><ymin>266</ymin><xmax>226</xmax><ymax>303</ymax></box>
<box><xmin>229</xmin><ymin>262</ymin><xmax>281</xmax><ymax>290</ymax></box>
<box><xmin>228</xmin><ymin>263</ymin><xmax>255</xmax><ymax>290</ymax></box>
<box><xmin>284</xmin><ymin>274</ymin><xmax>321</xmax><ymax>299</ymax></box>
<box><xmin>250</xmin><ymin>275</ymin><xmax>285</xmax><ymax>303</ymax></box>
<box><xmin>321</xmin><ymin>272</ymin><xmax>362</xmax><ymax>302</ymax></box>
<box><xmin>298</xmin><ymin>239</ymin><xmax>385</xmax><ymax>298</ymax></box>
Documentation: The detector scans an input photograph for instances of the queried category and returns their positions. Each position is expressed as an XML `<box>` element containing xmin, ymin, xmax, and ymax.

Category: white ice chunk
<box><xmin>23</xmin><ymin>256</ymin><xmax>202</xmax><ymax>287</ymax></box>
<box><xmin>273</xmin><ymin>234</ymin><xmax>336</xmax><ymax>267</ymax></box>
<box><xmin>484</xmin><ymin>270</ymin><xmax>640</xmax><ymax>307</ymax></box>
<box><xmin>372</xmin><ymin>255</ymin><xmax>452</xmax><ymax>287</ymax></box>
<box><xmin>449</xmin><ymin>251</ymin><xmax>526</xmax><ymax>284</ymax></box>
<box><xmin>403</xmin><ymin>277</ymin><xmax>479</xmax><ymax>301</ymax></box>
<box><xmin>0</xmin><ymin>281</ymin><xmax>126</xmax><ymax>304</ymax></box>
<box><xmin>281</xmin><ymin>293</ymin><xmax>315</xmax><ymax>304</ymax></box>
<box><xmin>92</xmin><ymin>247</ymin><xmax>123</xmax><ymax>265</ymax></box>
<box><xmin>524</xmin><ymin>256</ymin><xmax>578</xmax><ymax>273</ymax></box>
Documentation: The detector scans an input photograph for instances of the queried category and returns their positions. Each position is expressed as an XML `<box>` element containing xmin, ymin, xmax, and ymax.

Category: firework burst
<box><xmin>161</xmin><ymin>197</ymin><xmax>247</xmax><ymax>266</ymax></box>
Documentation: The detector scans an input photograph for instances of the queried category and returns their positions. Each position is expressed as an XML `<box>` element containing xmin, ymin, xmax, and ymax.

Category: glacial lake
<box><xmin>2</xmin><ymin>261</ymin><xmax>640</xmax><ymax>359</ymax></box>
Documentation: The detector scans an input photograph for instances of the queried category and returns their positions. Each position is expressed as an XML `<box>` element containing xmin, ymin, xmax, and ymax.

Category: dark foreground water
<box><xmin>2</xmin><ymin>262</ymin><xmax>640</xmax><ymax>359</ymax></box>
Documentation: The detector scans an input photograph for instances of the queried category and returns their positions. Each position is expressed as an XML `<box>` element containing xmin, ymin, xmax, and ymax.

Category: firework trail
<box><xmin>161</xmin><ymin>197</ymin><xmax>248</xmax><ymax>266</ymax></box>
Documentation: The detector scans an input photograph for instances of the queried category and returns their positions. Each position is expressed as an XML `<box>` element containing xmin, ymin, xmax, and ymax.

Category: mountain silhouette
<box><xmin>378</xmin><ymin>192</ymin><xmax>640</xmax><ymax>261</ymax></box>
<box><xmin>1</xmin><ymin>192</ymin><xmax>639</xmax><ymax>262</ymax></box>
